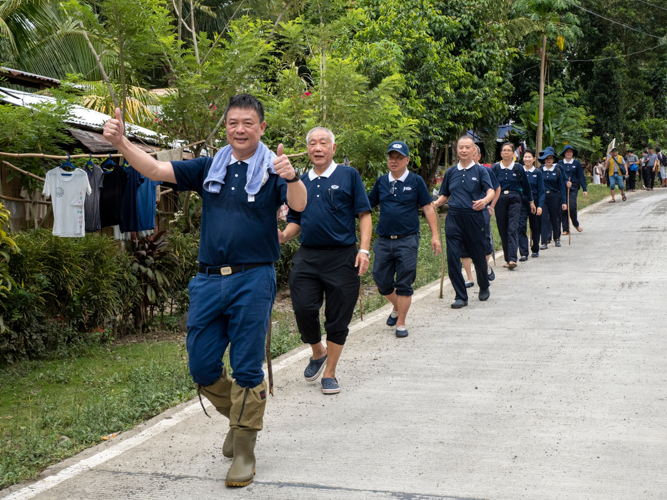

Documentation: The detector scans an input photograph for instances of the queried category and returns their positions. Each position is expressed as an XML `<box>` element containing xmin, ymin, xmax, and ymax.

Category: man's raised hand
<box><xmin>273</xmin><ymin>143</ymin><xmax>296</xmax><ymax>180</ymax></box>
<box><xmin>103</xmin><ymin>108</ymin><xmax>125</xmax><ymax>146</ymax></box>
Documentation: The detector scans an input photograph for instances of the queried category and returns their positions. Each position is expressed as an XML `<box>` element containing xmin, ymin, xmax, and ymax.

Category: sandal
<box><xmin>622</xmin><ymin>194</ymin><xmax>627</xmax><ymax>201</ymax></box>
<box><xmin>609</xmin><ymin>199</ymin><xmax>616</xmax><ymax>203</ymax></box>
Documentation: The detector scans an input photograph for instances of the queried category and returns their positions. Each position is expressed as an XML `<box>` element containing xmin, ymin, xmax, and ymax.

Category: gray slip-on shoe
<box><xmin>321</xmin><ymin>377</ymin><xmax>340</xmax><ymax>395</ymax></box>
<box><xmin>304</xmin><ymin>355</ymin><xmax>327</xmax><ymax>382</ymax></box>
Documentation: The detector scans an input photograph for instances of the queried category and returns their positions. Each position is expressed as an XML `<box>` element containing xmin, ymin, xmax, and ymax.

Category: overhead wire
<box><xmin>634</xmin><ymin>0</ymin><xmax>667</xmax><ymax>14</ymax></box>
<box><xmin>562</xmin><ymin>0</ymin><xmax>664</xmax><ymax>40</ymax></box>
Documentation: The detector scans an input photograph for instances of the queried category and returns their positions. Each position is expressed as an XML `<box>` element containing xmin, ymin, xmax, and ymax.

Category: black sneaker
<box><xmin>487</xmin><ymin>267</ymin><xmax>495</xmax><ymax>281</ymax></box>
<box><xmin>451</xmin><ymin>299</ymin><xmax>468</xmax><ymax>309</ymax></box>
<box><xmin>395</xmin><ymin>327</ymin><xmax>409</xmax><ymax>338</ymax></box>
<box><xmin>386</xmin><ymin>311</ymin><xmax>398</xmax><ymax>326</ymax></box>
<box><xmin>304</xmin><ymin>355</ymin><xmax>327</xmax><ymax>381</ymax></box>
<box><xmin>465</xmin><ymin>280</ymin><xmax>474</xmax><ymax>288</ymax></box>
<box><xmin>519</xmin><ymin>256</ymin><xmax>528</xmax><ymax>262</ymax></box>
<box><xmin>531</xmin><ymin>253</ymin><xmax>539</xmax><ymax>258</ymax></box>
<box><xmin>540</xmin><ymin>244</ymin><xmax>548</xmax><ymax>250</ymax></box>
<box><xmin>478</xmin><ymin>288</ymin><xmax>490</xmax><ymax>301</ymax></box>
<box><xmin>555</xmin><ymin>240</ymin><xmax>562</xmax><ymax>247</ymax></box>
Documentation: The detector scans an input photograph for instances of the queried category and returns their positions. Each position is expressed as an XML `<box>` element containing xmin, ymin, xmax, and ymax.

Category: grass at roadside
<box><xmin>0</xmin><ymin>342</ymin><xmax>194</xmax><ymax>489</ymax></box>
<box><xmin>578</xmin><ymin>183</ymin><xmax>610</xmax><ymax>209</ymax></box>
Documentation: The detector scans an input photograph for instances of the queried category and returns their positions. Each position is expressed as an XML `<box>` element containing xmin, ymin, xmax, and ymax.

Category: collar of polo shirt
<box><xmin>231</xmin><ymin>149</ymin><xmax>260</xmax><ymax>165</ymax></box>
<box><xmin>563</xmin><ymin>159</ymin><xmax>573</xmax><ymax>164</ymax></box>
<box><xmin>456</xmin><ymin>162</ymin><xmax>475</xmax><ymax>171</ymax></box>
<box><xmin>525</xmin><ymin>166</ymin><xmax>535</xmax><ymax>172</ymax></box>
<box><xmin>499</xmin><ymin>161</ymin><xmax>515</xmax><ymax>170</ymax></box>
<box><xmin>544</xmin><ymin>165</ymin><xmax>555</xmax><ymax>172</ymax></box>
<box><xmin>308</xmin><ymin>161</ymin><xmax>337</xmax><ymax>181</ymax></box>
<box><xmin>387</xmin><ymin>169</ymin><xmax>410</xmax><ymax>182</ymax></box>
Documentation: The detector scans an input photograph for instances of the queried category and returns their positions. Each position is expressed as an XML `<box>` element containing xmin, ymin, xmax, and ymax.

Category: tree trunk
<box><xmin>114</xmin><ymin>8</ymin><xmax>128</xmax><ymax>124</ymax></box>
<box><xmin>420</xmin><ymin>142</ymin><xmax>445</xmax><ymax>190</ymax></box>
<box><xmin>177</xmin><ymin>0</ymin><xmax>182</xmax><ymax>42</ymax></box>
<box><xmin>189</xmin><ymin>0</ymin><xmax>200</xmax><ymax>65</ymax></box>
<box><xmin>536</xmin><ymin>34</ymin><xmax>547</xmax><ymax>162</ymax></box>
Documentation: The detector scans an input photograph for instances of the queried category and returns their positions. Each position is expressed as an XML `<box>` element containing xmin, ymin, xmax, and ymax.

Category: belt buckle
<box><xmin>220</xmin><ymin>266</ymin><xmax>232</xmax><ymax>276</ymax></box>
<box><xmin>390</xmin><ymin>235</ymin><xmax>398</xmax><ymax>240</ymax></box>
<box><xmin>503</xmin><ymin>190</ymin><xmax>509</xmax><ymax>194</ymax></box>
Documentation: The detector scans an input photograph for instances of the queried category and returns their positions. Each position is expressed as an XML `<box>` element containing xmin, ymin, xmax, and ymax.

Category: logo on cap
<box><xmin>393</xmin><ymin>144</ymin><xmax>401</xmax><ymax>149</ymax></box>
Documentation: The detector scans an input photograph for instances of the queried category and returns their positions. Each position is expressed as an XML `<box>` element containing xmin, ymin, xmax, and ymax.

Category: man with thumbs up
<box><xmin>103</xmin><ymin>94</ymin><xmax>306</xmax><ymax>488</ymax></box>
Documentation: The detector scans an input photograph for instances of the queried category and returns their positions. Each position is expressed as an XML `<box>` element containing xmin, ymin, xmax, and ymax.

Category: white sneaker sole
<box><xmin>304</xmin><ymin>359</ymin><xmax>327</xmax><ymax>382</ymax></box>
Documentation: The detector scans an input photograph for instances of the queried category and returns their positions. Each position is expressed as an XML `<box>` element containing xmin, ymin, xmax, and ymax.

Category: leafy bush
<box><xmin>1</xmin><ymin>230</ymin><xmax>142</xmax><ymax>362</ymax></box>
<box><xmin>162</xmin><ymin>229</ymin><xmax>200</xmax><ymax>316</ymax></box>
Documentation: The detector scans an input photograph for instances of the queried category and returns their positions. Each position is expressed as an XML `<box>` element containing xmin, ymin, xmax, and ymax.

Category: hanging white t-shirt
<box><xmin>42</xmin><ymin>168</ymin><xmax>92</xmax><ymax>237</ymax></box>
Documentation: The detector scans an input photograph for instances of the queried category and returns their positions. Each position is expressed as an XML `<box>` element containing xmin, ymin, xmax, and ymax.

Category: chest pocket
<box><xmin>327</xmin><ymin>186</ymin><xmax>350</xmax><ymax>212</ymax></box>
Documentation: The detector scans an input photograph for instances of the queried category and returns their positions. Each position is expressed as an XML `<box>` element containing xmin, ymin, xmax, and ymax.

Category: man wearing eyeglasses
<box><xmin>367</xmin><ymin>141</ymin><xmax>441</xmax><ymax>338</ymax></box>
<box><xmin>279</xmin><ymin>127</ymin><xmax>372</xmax><ymax>395</ymax></box>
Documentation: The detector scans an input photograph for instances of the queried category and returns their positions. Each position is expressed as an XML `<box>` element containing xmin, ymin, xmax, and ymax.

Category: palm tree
<box><xmin>513</xmin><ymin>0</ymin><xmax>581</xmax><ymax>156</ymax></box>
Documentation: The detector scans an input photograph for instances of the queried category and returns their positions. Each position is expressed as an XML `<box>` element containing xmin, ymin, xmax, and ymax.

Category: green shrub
<box><xmin>1</xmin><ymin>230</ymin><xmax>142</xmax><ymax>362</ymax></box>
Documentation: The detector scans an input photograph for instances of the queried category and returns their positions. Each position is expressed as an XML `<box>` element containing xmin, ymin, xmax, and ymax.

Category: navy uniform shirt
<box><xmin>368</xmin><ymin>170</ymin><xmax>432</xmax><ymax>237</ymax></box>
<box><xmin>439</xmin><ymin>163</ymin><xmax>494</xmax><ymax>211</ymax></box>
<box><xmin>287</xmin><ymin>162</ymin><xmax>371</xmax><ymax>248</ymax></box>
<box><xmin>523</xmin><ymin>167</ymin><xmax>545</xmax><ymax>208</ymax></box>
<box><xmin>541</xmin><ymin>165</ymin><xmax>567</xmax><ymax>204</ymax></box>
<box><xmin>491</xmin><ymin>161</ymin><xmax>533</xmax><ymax>201</ymax></box>
<box><xmin>558</xmin><ymin>159</ymin><xmax>587</xmax><ymax>192</ymax></box>
<box><xmin>172</xmin><ymin>156</ymin><xmax>287</xmax><ymax>266</ymax></box>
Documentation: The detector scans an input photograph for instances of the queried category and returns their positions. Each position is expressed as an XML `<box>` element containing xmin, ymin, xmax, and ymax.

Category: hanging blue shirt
<box><xmin>172</xmin><ymin>156</ymin><xmax>287</xmax><ymax>266</ymax></box>
<box><xmin>368</xmin><ymin>170</ymin><xmax>432</xmax><ymax>237</ymax></box>
<box><xmin>137</xmin><ymin>176</ymin><xmax>162</xmax><ymax>231</ymax></box>
<box><xmin>439</xmin><ymin>163</ymin><xmax>494</xmax><ymax>212</ymax></box>
<box><xmin>287</xmin><ymin>163</ymin><xmax>371</xmax><ymax>248</ymax></box>
<box><xmin>541</xmin><ymin>165</ymin><xmax>567</xmax><ymax>204</ymax></box>
<box><xmin>558</xmin><ymin>159</ymin><xmax>587</xmax><ymax>192</ymax></box>
<box><xmin>523</xmin><ymin>167</ymin><xmax>545</xmax><ymax>208</ymax></box>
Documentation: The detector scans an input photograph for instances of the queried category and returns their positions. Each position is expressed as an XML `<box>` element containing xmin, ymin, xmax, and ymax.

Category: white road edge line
<box><xmin>5</xmin><ymin>195</ymin><xmax>610</xmax><ymax>500</ymax></box>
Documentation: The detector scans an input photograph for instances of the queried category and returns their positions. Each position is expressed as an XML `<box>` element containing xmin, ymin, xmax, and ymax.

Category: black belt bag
<box><xmin>198</xmin><ymin>263</ymin><xmax>270</xmax><ymax>276</ymax></box>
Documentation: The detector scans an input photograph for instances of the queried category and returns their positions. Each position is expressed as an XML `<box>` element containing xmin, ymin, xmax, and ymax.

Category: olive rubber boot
<box><xmin>224</xmin><ymin>430</ymin><xmax>257</xmax><ymax>487</ymax></box>
<box><xmin>225</xmin><ymin>380</ymin><xmax>267</xmax><ymax>487</ymax></box>
<box><xmin>196</xmin><ymin>370</ymin><xmax>233</xmax><ymax>457</ymax></box>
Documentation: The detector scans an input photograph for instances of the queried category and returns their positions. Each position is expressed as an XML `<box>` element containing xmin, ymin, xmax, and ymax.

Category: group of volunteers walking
<box><xmin>434</xmin><ymin>138</ymin><xmax>587</xmax><ymax>307</ymax></box>
<box><xmin>621</xmin><ymin>146</ymin><xmax>667</xmax><ymax>192</ymax></box>
<box><xmin>102</xmin><ymin>94</ymin><xmax>441</xmax><ymax>489</ymax></box>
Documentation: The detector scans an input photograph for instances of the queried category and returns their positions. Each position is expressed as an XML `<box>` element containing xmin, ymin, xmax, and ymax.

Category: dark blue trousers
<box><xmin>445</xmin><ymin>209</ymin><xmax>489</xmax><ymax>301</ymax></box>
<box><xmin>186</xmin><ymin>265</ymin><xmax>276</xmax><ymax>388</ymax></box>
<box><xmin>541</xmin><ymin>192</ymin><xmax>561</xmax><ymax>244</ymax></box>
<box><xmin>518</xmin><ymin>201</ymin><xmax>541</xmax><ymax>256</ymax></box>
<box><xmin>372</xmin><ymin>234</ymin><xmax>419</xmax><ymax>297</ymax></box>
<box><xmin>562</xmin><ymin>190</ymin><xmax>579</xmax><ymax>232</ymax></box>
<box><xmin>495</xmin><ymin>192</ymin><xmax>521</xmax><ymax>263</ymax></box>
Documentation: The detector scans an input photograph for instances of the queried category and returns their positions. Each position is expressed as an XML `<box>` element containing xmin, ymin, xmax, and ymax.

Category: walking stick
<box><xmin>438</xmin><ymin>216</ymin><xmax>446</xmax><ymax>299</ymax></box>
<box><xmin>266</xmin><ymin>322</ymin><xmax>274</xmax><ymax>396</ymax></box>
<box><xmin>358</xmin><ymin>285</ymin><xmax>364</xmax><ymax>321</ymax></box>
<box><xmin>567</xmin><ymin>177</ymin><xmax>571</xmax><ymax>246</ymax></box>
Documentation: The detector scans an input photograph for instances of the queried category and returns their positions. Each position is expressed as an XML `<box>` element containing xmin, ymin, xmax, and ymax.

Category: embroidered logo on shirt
<box><xmin>403</xmin><ymin>186</ymin><xmax>412</xmax><ymax>191</ymax></box>
<box><xmin>512</xmin><ymin>173</ymin><xmax>516</xmax><ymax>176</ymax></box>
<box><xmin>331</xmin><ymin>185</ymin><xmax>339</xmax><ymax>189</ymax></box>
<box><xmin>533</xmin><ymin>175</ymin><xmax>537</xmax><ymax>178</ymax></box>
<box><xmin>472</xmin><ymin>177</ymin><xmax>477</xmax><ymax>181</ymax></box>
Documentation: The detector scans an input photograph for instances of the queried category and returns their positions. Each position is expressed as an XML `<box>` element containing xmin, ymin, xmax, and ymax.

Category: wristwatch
<box><xmin>358</xmin><ymin>249</ymin><xmax>370</xmax><ymax>256</ymax></box>
<box><xmin>286</xmin><ymin>170</ymin><xmax>300</xmax><ymax>183</ymax></box>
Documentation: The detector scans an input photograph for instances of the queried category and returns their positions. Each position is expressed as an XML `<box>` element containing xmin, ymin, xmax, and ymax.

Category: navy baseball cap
<box><xmin>387</xmin><ymin>141</ymin><xmax>409</xmax><ymax>156</ymax></box>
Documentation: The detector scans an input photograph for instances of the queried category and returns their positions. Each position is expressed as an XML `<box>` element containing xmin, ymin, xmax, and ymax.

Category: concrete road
<box><xmin>4</xmin><ymin>190</ymin><xmax>667</xmax><ymax>500</ymax></box>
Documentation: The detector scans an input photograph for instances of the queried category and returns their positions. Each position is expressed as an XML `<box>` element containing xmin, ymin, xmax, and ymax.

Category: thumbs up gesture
<box><xmin>273</xmin><ymin>143</ymin><xmax>296</xmax><ymax>181</ymax></box>
<box><xmin>103</xmin><ymin>108</ymin><xmax>125</xmax><ymax>146</ymax></box>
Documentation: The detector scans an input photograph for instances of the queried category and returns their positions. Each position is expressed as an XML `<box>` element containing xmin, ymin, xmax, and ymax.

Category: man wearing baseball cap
<box><xmin>368</xmin><ymin>141</ymin><xmax>441</xmax><ymax>337</ymax></box>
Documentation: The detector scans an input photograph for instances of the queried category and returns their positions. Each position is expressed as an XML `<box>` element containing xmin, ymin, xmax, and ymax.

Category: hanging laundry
<box><xmin>136</xmin><ymin>177</ymin><xmax>162</xmax><ymax>232</ymax></box>
<box><xmin>42</xmin><ymin>167</ymin><xmax>91</xmax><ymax>237</ymax></box>
<box><xmin>119</xmin><ymin>166</ymin><xmax>143</xmax><ymax>233</ymax></box>
<box><xmin>84</xmin><ymin>163</ymin><xmax>105</xmax><ymax>233</ymax></box>
<box><xmin>99</xmin><ymin>162</ymin><xmax>128</xmax><ymax>228</ymax></box>
<box><xmin>112</xmin><ymin>226</ymin><xmax>155</xmax><ymax>241</ymax></box>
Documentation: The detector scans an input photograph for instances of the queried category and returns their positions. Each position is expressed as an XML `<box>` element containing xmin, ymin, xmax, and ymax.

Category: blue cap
<box><xmin>387</xmin><ymin>141</ymin><xmax>409</xmax><ymax>156</ymax></box>
<box><xmin>538</xmin><ymin>146</ymin><xmax>559</xmax><ymax>161</ymax></box>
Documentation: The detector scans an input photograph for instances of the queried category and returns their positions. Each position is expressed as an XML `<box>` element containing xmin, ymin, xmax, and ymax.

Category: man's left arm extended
<box><xmin>356</xmin><ymin>211</ymin><xmax>372</xmax><ymax>276</ymax></box>
<box><xmin>422</xmin><ymin>203</ymin><xmax>442</xmax><ymax>255</ymax></box>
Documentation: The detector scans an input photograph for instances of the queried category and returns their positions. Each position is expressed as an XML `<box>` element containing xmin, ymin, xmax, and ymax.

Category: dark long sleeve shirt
<box><xmin>491</xmin><ymin>162</ymin><xmax>533</xmax><ymax>202</ymax></box>
<box><xmin>523</xmin><ymin>167</ymin><xmax>545</xmax><ymax>208</ymax></box>
<box><xmin>541</xmin><ymin>165</ymin><xmax>567</xmax><ymax>205</ymax></box>
<box><xmin>557</xmin><ymin>159</ymin><xmax>587</xmax><ymax>192</ymax></box>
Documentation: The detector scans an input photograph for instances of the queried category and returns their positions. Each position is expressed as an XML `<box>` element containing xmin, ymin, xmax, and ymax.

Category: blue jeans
<box><xmin>186</xmin><ymin>265</ymin><xmax>276</xmax><ymax>388</ymax></box>
<box><xmin>609</xmin><ymin>173</ymin><xmax>624</xmax><ymax>190</ymax></box>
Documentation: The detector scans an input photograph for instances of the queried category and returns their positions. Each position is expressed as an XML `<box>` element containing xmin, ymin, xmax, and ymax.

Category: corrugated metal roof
<box><xmin>0</xmin><ymin>87</ymin><xmax>165</xmax><ymax>145</ymax></box>
<box><xmin>0</xmin><ymin>67</ymin><xmax>61</xmax><ymax>88</ymax></box>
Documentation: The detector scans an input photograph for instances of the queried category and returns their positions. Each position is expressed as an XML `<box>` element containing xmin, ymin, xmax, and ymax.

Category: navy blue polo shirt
<box><xmin>172</xmin><ymin>156</ymin><xmax>287</xmax><ymax>266</ymax></box>
<box><xmin>523</xmin><ymin>167</ymin><xmax>545</xmax><ymax>208</ymax></box>
<box><xmin>491</xmin><ymin>162</ymin><xmax>533</xmax><ymax>201</ymax></box>
<box><xmin>439</xmin><ymin>163</ymin><xmax>494</xmax><ymax>211</ymax></box>
<box><xmin>287</xmin><ymin>163</ymin><xmax>371</xmax><ymax>248</ymax></box>
<box><xmin>368</xmin><ymin>170</ymin><xmax>432</xmax><ymax>237</ymax></box>
<box><xmin>558</xmin><ymin>159</ymin><xmax>587</xmax><ymax>192</ymax></box>
<box><xmin>541</xmin><ymin>165</ymin><xmax>567</xmax><ymax>204</ymax></box>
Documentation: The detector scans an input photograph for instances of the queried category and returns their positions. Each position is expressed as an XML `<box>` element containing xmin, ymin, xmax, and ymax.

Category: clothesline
<box><xmin>0</xmin><ymin>140</ymin><xmax>207</xmax><ymax>160</ymax></box>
